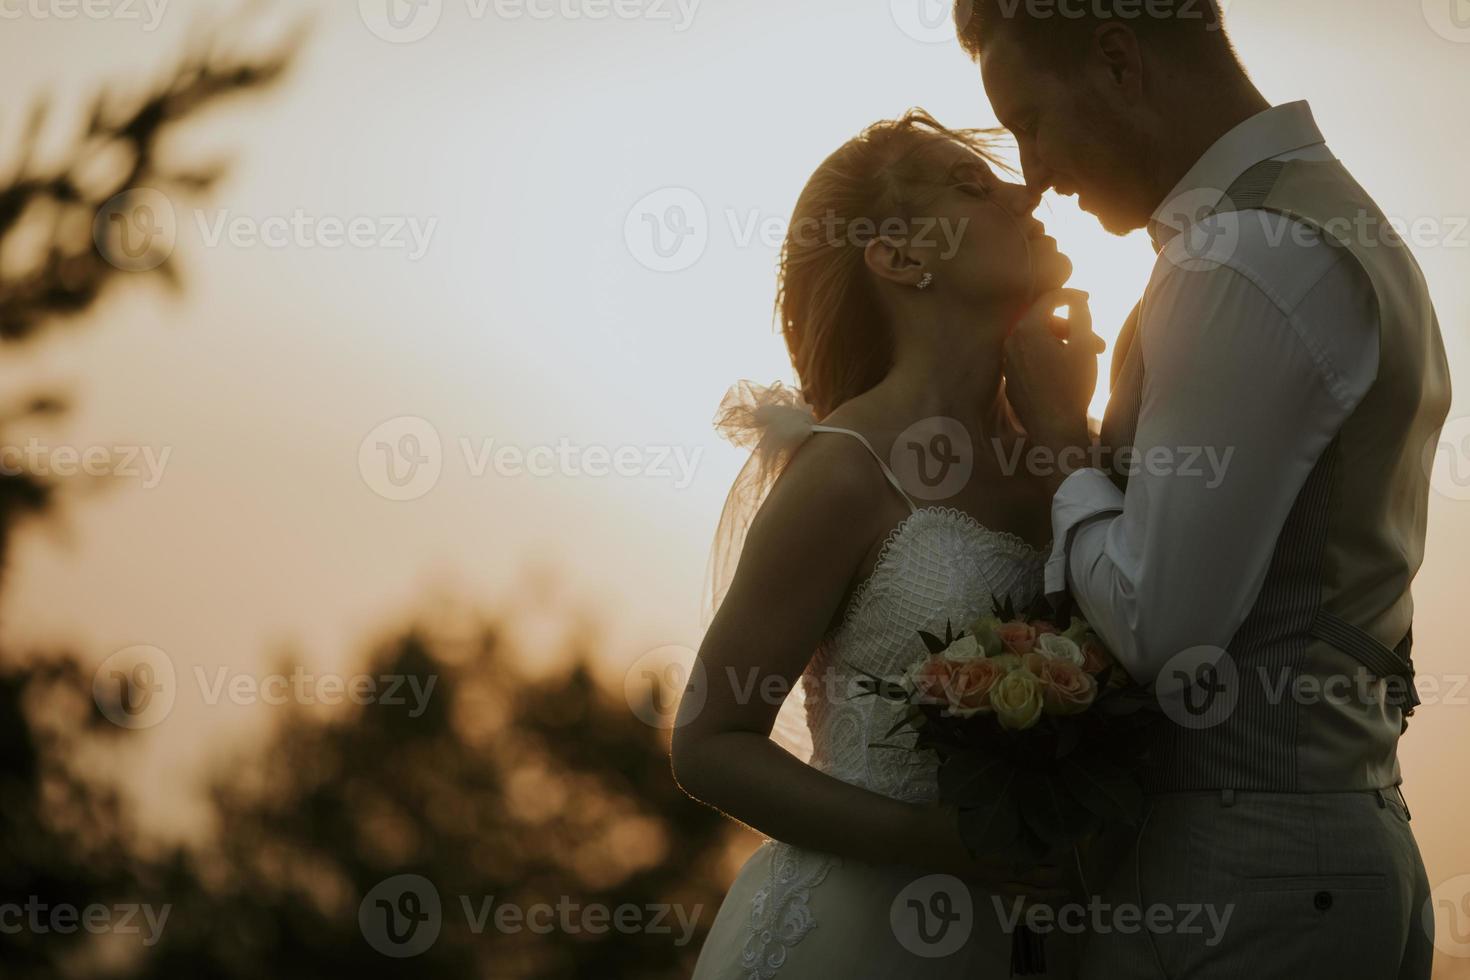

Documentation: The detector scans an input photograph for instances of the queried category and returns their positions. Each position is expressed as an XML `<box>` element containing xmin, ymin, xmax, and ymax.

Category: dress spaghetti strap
<box><xmin>810</xmin><ymin>425</ymin><xmax>920</xmax><ymax>515</ymax></box>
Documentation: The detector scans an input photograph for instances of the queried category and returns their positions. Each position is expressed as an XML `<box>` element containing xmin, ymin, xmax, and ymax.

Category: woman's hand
<box><xmin>1003</xmin><ymin>288</ymin><xmax>1102</xmax><ymax>488</ymax></box>
<box><xmin>906</xmin><ymin>804</ymin><xmax>1071</xmax><ymax>902</ymax></box>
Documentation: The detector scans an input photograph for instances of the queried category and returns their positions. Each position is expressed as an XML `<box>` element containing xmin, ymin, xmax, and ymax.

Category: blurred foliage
<box><xmin>0</xmin><ymin>5</ymin><xmax>305</xmax><ymax>572</ymax></box>
<box><xmin>0</xmin><ymin>10</ymin><xmax>742</xmax><ymax>979</ymax></box>
<box><xmin>129</xmin><ymin>624</ymin><xmax>737</xmax><ymax>978</ymax></box>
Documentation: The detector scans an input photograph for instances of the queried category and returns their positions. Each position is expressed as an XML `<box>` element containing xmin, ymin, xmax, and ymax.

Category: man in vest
<box><xmin>957</xmin><ymin>1</ymin><xmax>1452</xmax><ymax>976</ymax></box>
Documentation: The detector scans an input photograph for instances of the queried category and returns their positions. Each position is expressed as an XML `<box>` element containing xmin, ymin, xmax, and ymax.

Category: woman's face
<box><xmin>908</xmin><ymin>141</ymin><xmax>1073</xmax><ymax>311</ymax></box>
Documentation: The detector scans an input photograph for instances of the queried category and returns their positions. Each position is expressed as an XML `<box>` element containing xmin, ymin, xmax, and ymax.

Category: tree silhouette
<box><xmin>0</xmin><ymin>7</ymin><xmax>306</xmax><ymax>571</ymax></box>
<box><xmin>0</xmin><ymin>11</ymin><xmax>301</xmax><ymax>977</ymax></box>
<box><xmin>0</xmin><ymin>13</ymin><xmax>746</xmax><ymax>979</ymax></box>
<box><xmin>131</xmin><ymin>622</ymin><xmax>738</xmax><ymax>979</ymax></box>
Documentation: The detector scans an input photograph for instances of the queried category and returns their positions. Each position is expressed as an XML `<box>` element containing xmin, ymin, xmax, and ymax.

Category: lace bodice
<box><xmin>732</xmin><ymin>423</ymin><xmax>1047</xmax><ymax>980</ymax></box>
<box><xmin>802</xmin><ymin>505</ymin><xmax>1047</xmax><ymax>803</ymax></box>
<box><xmin>705</xmin><ymin>385</ymin><xmax>1053</xmax><ymax>980</ymax></box>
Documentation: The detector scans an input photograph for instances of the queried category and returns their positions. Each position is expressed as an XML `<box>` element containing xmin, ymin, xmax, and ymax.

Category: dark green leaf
<box><xmin>1060</xmin><ymin>757</ymin><xmax>1146</xmax><ymax>826</ymax></box>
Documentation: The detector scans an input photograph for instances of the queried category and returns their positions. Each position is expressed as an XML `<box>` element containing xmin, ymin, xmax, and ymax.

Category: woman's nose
<box><xmin>999</xmin><ymin>181</ymin><xmax>1042</xmax><ymax>217</ymax></box>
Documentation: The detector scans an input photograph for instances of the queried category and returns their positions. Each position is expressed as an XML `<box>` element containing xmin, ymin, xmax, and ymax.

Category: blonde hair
<box><xmin>776</xmin><ymin>109</ymin><xmax>1009</xmax><ymax>420</ymax></box>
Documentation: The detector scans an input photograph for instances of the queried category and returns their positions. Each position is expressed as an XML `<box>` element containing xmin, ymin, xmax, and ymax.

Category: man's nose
<box><xmin>1018</xmin><ymin>144</ymin><xmax>1054</xmax><ymax>197</ymax></box>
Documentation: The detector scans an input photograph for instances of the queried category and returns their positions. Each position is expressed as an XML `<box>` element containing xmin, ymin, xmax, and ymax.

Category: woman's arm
<box><xmin>670</xmin><ymin>436</ymin><xmax>1022</xmax><ymax>878</ymax></box>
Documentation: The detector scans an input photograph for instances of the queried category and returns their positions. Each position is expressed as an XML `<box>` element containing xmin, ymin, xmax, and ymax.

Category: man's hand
<box><xmin>1003</xmin><ymin>288</ymin><xmax>1102</xmax><ymax>488</ymax></box>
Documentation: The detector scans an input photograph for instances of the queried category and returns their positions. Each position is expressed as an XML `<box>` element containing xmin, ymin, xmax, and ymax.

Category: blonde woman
<box><xmin>674</xmin><ymin>110</ymin><xmax>1098</xmax><ymax>979</ymax></box>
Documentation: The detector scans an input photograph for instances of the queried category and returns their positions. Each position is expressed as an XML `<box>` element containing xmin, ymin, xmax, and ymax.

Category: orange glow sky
<box><xmin>2</xmin><ymin>1</ymin><xmax>1468</xmax><ymax>970</ymax></box>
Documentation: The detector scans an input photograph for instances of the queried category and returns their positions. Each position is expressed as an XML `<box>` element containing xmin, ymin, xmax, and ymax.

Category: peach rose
<box><xmin>996</xmin><ymin>621</ymin><xmax>1038</xmax><ymax>656</ymax></box>
<box><xmin>1033</xmin><ymin>620</ymin><xmax>1061</xmax><ymax>637</ymax></box>
<box><xmin>1027</xmin><ymin>657</ymin><xmax>1098</xmax><ymax>715</ymax></box>
<box><xmin>909</xmin><ymin>656</ymin><xmax>959</xmax><ymax>705</ymax></box>
<box><xmin>946</xmin><ymin>658</ymin><xmax>1009</xmax><ymax>717</ymax></box>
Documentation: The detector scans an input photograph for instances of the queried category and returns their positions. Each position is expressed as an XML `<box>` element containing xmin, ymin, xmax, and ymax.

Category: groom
<box><xmin>956</xmin><ymin>1</ymin><xmax>1451</xmax><ymax>976</ymax></box>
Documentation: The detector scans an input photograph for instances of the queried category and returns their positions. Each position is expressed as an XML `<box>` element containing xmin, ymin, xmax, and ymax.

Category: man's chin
<box><xmin>1098</xmin><ymin>211</ymin><xmax>1144</xmax><ymax>236</ymax></box>
<box><xmin>1078</xmin><ymin>194</ymin><xmax>1147</xmax><ymax>237</ymax></box>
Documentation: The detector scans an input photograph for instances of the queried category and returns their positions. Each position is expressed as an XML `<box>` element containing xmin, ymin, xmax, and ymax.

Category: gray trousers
<box><xmin>1077</xmin><ymin>787</ymin><xmax>1432</xmax><ymax>979</ymax></box>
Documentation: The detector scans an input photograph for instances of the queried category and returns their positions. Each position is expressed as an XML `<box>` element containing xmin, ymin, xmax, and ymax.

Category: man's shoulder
<box><xmin>1148</xmin><ymin>208</ymin><xmax>1364</xmax><ymax>319</ymax></box>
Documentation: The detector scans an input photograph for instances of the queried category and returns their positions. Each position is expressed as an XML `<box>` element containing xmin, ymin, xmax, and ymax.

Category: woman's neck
<box><xmin>872</xmin><ymin>305</ymin><xmax>1011</xmax><ymax>440</ymax></box>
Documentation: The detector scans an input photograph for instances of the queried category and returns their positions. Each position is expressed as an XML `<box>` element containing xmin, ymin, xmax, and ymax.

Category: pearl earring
<box><xmin>916</xmin><ymin>272</ymin><xmax>935</xmax><ymax>290</ymax></box>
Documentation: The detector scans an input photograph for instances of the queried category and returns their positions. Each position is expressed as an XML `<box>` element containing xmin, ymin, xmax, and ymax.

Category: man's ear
<box><xmin>863</xmin><ymin>236</ymin><xmax>925</xmax><ymax>287</ymax></box>
<box><xmin>1091</xmin><ymin>23</ymin><xmax>1144</xmax><ymax>101</ymax></box>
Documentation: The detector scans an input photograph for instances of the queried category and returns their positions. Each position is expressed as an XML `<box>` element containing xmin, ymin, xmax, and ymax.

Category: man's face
<box><xmin>980</xmin><ymin>32</ymin><xmax>1155</xmax><ymax>235</ymax></box>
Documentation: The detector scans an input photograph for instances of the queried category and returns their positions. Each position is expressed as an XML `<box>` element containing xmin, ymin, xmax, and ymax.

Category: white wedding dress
<box><xmin>691</xmin><ymin>385</ymin><xmax>1079</xmax><ymax>980</ymax></box>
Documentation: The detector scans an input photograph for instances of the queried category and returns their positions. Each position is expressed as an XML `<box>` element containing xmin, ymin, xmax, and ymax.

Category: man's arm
<box><xmin>1045</xmin><ymin>218</ymin><xmax>1379</xmax><ymax>683</ymax></box>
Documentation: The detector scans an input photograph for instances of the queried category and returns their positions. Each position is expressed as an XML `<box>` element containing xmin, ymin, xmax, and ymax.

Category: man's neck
<box><xmin>1149</xmin><ymin>80</ymin><xmax>1273</xmax><ymax>212</ymax></box>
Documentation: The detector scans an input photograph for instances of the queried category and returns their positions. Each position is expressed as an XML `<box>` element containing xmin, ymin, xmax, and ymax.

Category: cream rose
<box><xmin>944</xmin><ymin>634</ymin><xmax>984</xmax><ymax>662</ymax></box>
<box><xmin>991</xmin><ymin>669</ymin><xmax>1045</xmax><ymax>730</ymax></box>
<box><xmin>1036</xmin><ymin>633</ymin><xmax>1085</xmax><ymax>667</ymax></box>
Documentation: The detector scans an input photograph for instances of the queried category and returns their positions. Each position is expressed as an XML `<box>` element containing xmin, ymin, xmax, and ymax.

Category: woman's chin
<box><xmin>1035</xmin><ymin>251</ymin><xmax>1074</xmax><ymax>291</ymax></box>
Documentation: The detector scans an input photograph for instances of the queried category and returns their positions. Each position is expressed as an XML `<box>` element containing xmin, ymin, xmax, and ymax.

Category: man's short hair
<box><xmin>955</xmin><ymin>0</ymin><xmax>1240</xmax><ymax>75</ymax></box>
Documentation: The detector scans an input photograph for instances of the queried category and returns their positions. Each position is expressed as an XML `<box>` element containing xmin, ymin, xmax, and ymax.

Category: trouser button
<box><xmin>1313</xmin><ymin>891</ymin><xmax>1333</xmax><ymax>911</ymax></box>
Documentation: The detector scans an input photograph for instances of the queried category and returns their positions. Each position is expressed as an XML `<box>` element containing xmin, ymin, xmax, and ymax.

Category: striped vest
<box><xmin>1103</xmin><ymin>158</ymin><xmax>1452</xmax><ymax>792</ymax></box>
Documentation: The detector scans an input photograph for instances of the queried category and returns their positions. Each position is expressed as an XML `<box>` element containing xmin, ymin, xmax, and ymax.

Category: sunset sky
<box><xmin>2</xmin><ymin>0</ymin><xmax>1468</xmax><ymax>969</ymax></box>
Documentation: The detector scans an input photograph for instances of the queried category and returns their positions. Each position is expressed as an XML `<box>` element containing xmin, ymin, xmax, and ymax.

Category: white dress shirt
<box><xmin>1045</xmin><ymin>102</ymin><xmax>1381</xmax><ymax>684</ymax></box>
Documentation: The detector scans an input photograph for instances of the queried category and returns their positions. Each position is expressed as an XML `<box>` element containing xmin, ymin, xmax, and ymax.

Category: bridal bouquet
<box><xmin>859</xmin><ymin>596</ymin><xmax>1156</xmax><ymax>863</ymax></box>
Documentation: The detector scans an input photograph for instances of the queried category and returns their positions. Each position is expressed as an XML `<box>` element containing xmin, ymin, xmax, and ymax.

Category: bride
<box><xmin>671</xmin><ymin>109</ymin><xmax>1102</xmax><ymax>978</ymax></box>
